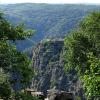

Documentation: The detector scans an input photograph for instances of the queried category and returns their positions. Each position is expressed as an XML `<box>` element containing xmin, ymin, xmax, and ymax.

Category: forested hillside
<box><xmin>0</xmin><ymin>3</ymin><xmax>100</xmax><ymax>100</ymax></box>
<box><xmin>0</xmin><ymin>3</ymin><xmax>100</xmax><ymax>50</ymax></box>
<box><xmin>64</xmin><ymin>12</ymin><xmax>100</xmax><ymax>99</ymax></box>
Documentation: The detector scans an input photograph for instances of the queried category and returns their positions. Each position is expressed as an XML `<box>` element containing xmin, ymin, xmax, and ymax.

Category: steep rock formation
<box><xmin>31</xmin><ymin>39</ymin><xmax>85</xmax><ymax>99</ymax></box>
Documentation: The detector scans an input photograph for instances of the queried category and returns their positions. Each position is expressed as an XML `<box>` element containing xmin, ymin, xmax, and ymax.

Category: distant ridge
<box><xmin>0</xmin><ymin>3</ymin><xmax>100</xmax><ymax>50</ymax></box>
<box><xmin>0</xmin><ymin>2</ymin><xmax>100</xmax><ymax>5</ymax></box>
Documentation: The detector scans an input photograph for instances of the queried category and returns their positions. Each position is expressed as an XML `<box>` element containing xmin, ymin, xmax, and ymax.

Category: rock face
<box><xmin>31</xmin><ymin>39</ymin><xmax>85</xmax><ymax>100</ymax></box>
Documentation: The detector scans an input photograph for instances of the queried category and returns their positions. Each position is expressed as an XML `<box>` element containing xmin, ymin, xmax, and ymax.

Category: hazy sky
<box><xmin>0</xmin><ymin>0</ymin><xmax>100</xmax><ymax>4</ymax></box>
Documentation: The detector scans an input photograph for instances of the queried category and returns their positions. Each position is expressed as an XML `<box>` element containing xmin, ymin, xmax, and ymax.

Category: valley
<box><xmin>0</xmin><ymin>3</ymin><xmax>100</xmax><ymax>100</ymax></box>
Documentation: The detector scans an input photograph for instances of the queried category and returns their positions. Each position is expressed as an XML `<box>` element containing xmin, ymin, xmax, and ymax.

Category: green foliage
<box><xmin>64</xmin><ymin>12</ymin><xmax>100</xmax><ymax>99</ymax></box>
<box><xmin>0</xmin><ymin>82</ymin><xmax>11</xmax><ymax>100</ymax></box>
<box><xmin>82</xmin><ymin>52</ymin><xmax>100</xmax><ymax>99</ymax></box>
<box><xmin>0</xmin><ymin>12</ymin><xmax>34</xmax><ymax>41</ymax></box>
<box><xmin>75</xmin><ymin>96</ymin><xmax>81</xmax><ymax>100</ymax></box>
<box><xmin>50</xmin><ymin>79</ymin><xmax>57</xmax><ymax>88</ymax></box>
<box><xmin>0</xmin><ymin>12</ymin><xmax>34</xmax><ymax>99</ymax></box>
<box><xmin>1</xmin><ymin>4</ymin><xmax>100</xmax><ymax>50</ymax></box>
<box><xmin>0</xmin><ymin>68</ymin><xmax>9</xmax><ymax>83</ymax></box>
<box><xmin>14</xmin><ymin>92</ymin><xmax>40</xmax><ymax>100</ymax></box>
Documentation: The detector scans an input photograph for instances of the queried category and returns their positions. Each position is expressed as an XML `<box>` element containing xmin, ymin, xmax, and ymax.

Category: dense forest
<box><xmin>0</xmin><ymin>3</ymin><xmax>100</xmax><ymax>100</ymax></box>
<box><xmin>64</xmin><ymin>12</ymin><xmax>100</xmax><ymax>99</ymax></box>
<box><xmin>0</xmin><ymin>12</ymin><xmax>38</xmax><ymax>100</ymax></box>
<box><xmin>1</xmin><ymin>3</ymin><xmax>100</xmax><ymax>50</ymax></box>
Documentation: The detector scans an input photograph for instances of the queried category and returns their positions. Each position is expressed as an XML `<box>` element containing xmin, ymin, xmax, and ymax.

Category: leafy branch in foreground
<box><xmin>0</xmin><ymin>12</ymin><xmax>35</xmax><ymax>99</ymax></box>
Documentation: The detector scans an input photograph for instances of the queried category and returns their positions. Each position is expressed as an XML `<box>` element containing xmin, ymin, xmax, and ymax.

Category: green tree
<box><xmin>14</xmin><ymin>92</ymin><xmax>40</xmax><ymax>100</ymax></box>
<box><xmin>64</xmin><ymin>12</ymin><xmax>100</xmax><ymax>99</ymax></box>
<box><xmin>0</xmin><ymin>12</ymin><xmax>34</xmax><ymax>99</ymax></box>
<box><xmin>0</xmin><ymin>82</ymin><xmax>11</xmax><ymax>100</ymax></box>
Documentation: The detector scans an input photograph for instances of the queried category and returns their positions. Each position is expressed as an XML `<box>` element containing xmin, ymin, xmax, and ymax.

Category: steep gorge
<box><xmin>31</xmin><ymin>39</ymin><xmax>85</xmax><ymax>99</ymax></box>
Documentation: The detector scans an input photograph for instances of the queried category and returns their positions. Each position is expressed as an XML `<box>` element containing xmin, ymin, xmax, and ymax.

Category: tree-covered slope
<box><xmin>64</xmin><ymin>12</ymin><xmax>100</xmax><ymax>99</ymax></box>
<box><xmin>0</xmin><ymin>3</ymin><xmax>100</xmax><ymax>50</ymax></box>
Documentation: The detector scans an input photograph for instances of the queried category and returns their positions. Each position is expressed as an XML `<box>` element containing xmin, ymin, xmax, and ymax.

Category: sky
<box><xmin>0</xmin><ymin>0</ymin><xmax>100</xmax><ymax>4</ymax></box>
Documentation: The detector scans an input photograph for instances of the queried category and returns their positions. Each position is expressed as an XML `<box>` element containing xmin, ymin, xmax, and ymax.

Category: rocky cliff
<box><xmin>31</xmin><ymin>39</ymin><xmax>86</xmax><ymax>99</ymax></box>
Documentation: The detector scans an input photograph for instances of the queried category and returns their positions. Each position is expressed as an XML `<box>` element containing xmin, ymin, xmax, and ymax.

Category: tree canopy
<box><xmin>64</xmin><ymin>12</ymin><xmax>100</xmax><ymax>99</ymax></box>
<box><xmin>0</xmin><ymin>12</ymin><xmax>35</xmax><ymax>99</ymax></box>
